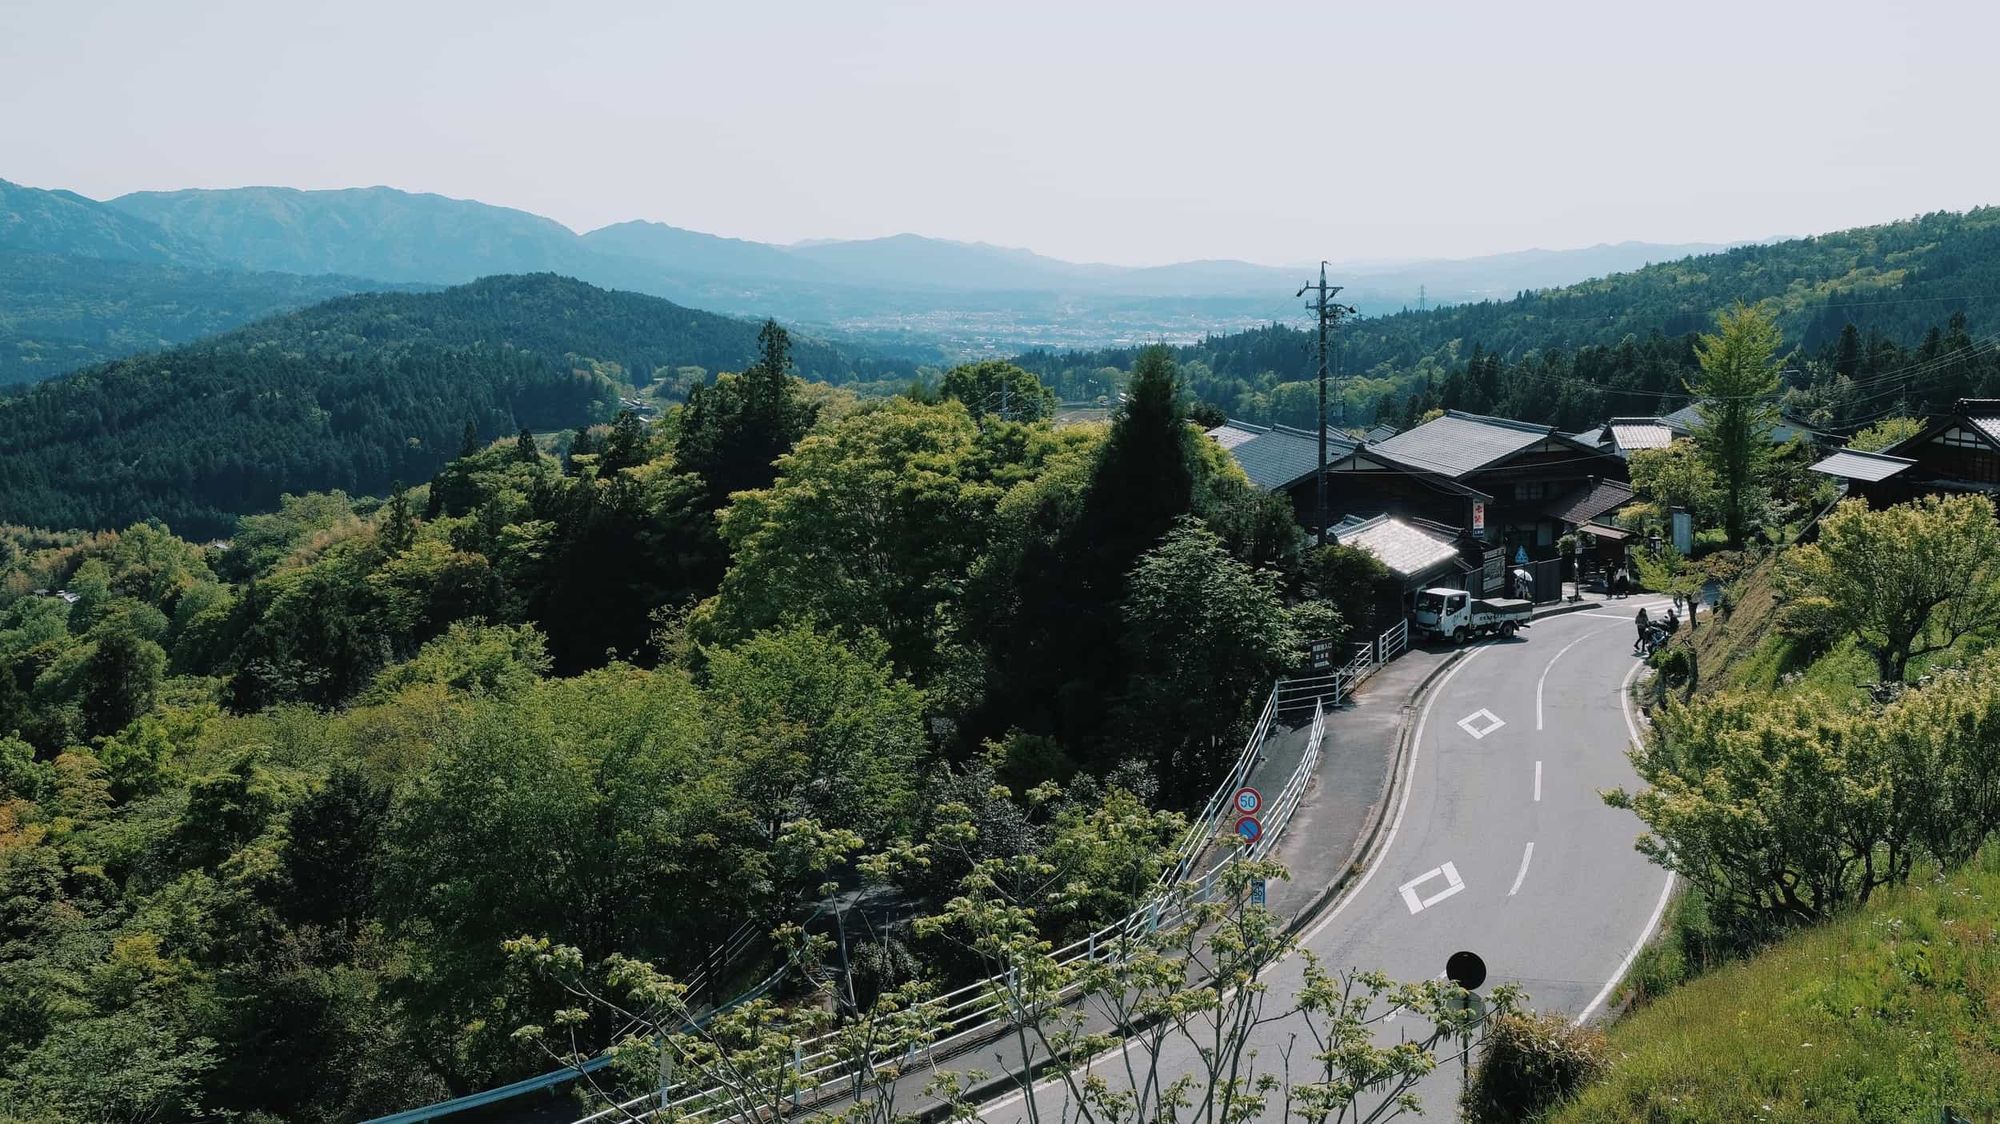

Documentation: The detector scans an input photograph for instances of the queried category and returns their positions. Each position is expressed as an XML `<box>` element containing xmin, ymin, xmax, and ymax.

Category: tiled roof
<box><xmin>1610</xmin><ymin>422</ymin><xmax>1675</xmax><ymax>451</ymax></box>
<box><xmin>1658</xmin><ymin>403</ymin><xmax>1821</xmax><ymax>444</ymax></box>
<box><xmin>1364</xmin><ymin>423</ymin><xmax>1400</xmax><ymax>443</ymax></box>
<box><xmin>1210</xmin><ymin>422</ymin><xmax>1359</xmax><ymax>491</ymax></box>
<box><xmin>1366</xmin><ymin>410</ymin><xmax>1556</xmax><ymax>478</ymax></box>
<box><xmin>1330</xmin><ymin>514</ymin><xmax>1462</xmax><ymax>579</ymax></box>
<box><xmin>1542</xmin><ymin>479</ymin><xmax>1636</xmax><ymax>526</ymax></box>
<box><xmin>1206</xmin><ymin>420</ymin><xmax>1264</xmax><ymax>451</ymax></box>
<box><xmin>1955</xmin><ymin>399</ymin><xmax>2000</xmax><ymax>444</ymax></box>
<box><xmin>1811</xmin><ymin>448</ymin><xmax>1916</xmax><ymax>483</ymax></box>
<box><xmin>1659</xmin><ymin>404</ymin><xmax>1703</xmax><ymax>433</ymax></box>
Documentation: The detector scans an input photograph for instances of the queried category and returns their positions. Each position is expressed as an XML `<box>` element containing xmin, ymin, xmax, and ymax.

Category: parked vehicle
<box><xmin>1413</xmin><ymin>587</ymin><xmax>1532</xmax><ymax>642</ymax></box>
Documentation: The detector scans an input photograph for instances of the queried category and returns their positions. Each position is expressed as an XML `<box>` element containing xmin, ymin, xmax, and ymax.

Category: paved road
<box><xmin>983</xmin><ymin>605</ymin><xmax>1677</xmax><ymax>1121</ymax></box>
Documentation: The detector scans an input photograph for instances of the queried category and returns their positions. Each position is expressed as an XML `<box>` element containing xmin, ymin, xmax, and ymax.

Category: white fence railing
<box><xmin>577</xmin><ymin>697</ymin><xmax>1333</xmax><ymax>1124</ymax></box>
<box><xmin>1275</xmin><ymin>618</ymin><xmax>1411</xmax><ymax>718</ymax></box>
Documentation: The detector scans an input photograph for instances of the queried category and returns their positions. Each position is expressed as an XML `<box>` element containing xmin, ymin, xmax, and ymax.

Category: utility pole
<box><xmin>1299</xmin><ymin>263</ymin><xmax>1357</xmax><ymax>546</ymax></box>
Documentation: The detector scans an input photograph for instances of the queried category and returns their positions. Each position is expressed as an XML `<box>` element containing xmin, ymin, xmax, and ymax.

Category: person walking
<box><xmin>1633</xmin><ymin>606</ymin><xmax>1651</xmax><ymax>655</ymax></box>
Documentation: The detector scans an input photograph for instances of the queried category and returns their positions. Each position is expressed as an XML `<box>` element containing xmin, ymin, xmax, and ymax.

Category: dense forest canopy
<box><xmin>0</xmin><ymin>333</ymin><xmax>1365</xmax><ymax>1121</ymax></box>
<box><xmin>0</xmin><ymin>274</ymin><xmax>912</xmax><ymax>536</ymax></box>
<box><xmin>1017</xmin><ymin>207</ymin><xmax>2000</xmax><ymax>433</ymax></box>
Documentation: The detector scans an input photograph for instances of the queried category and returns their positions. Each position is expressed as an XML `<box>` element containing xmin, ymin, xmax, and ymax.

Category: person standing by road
<box><xmin>1633</xmin><ymin>606</ymin><xmax>1651</xmax><ymax>655</ymax></box>
<box><xmin>1687</xmin><ymin>595</ymin><xmax>1698</xmax><ymax>631</ymax></box>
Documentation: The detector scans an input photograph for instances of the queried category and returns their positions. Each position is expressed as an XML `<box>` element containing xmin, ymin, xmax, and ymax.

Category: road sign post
<box><xmin>1234</xmin><ymin>815</ymin><xmax>1262</xmax><ymax>845</ymax></box>
<box><xmin>1233</xmin><ymin>786</ymin><xmax>1262</xmax><ymax>817</ymax></box>
<box><xmin>1444</xmin><ymin>951</ymin><xmax>1488</xmax><ymax>1099</ymax></box>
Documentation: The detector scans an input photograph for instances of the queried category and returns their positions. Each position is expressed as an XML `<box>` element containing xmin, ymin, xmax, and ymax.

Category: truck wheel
<box><xmin>1501</xmin><ymin>621</ymin><xmax>1518</xmax><ymax>638</ymax></box>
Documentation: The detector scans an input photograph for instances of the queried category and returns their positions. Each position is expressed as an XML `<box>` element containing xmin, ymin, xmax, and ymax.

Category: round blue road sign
<box><xmin>1234</xmin><ymin>786</ymin><xmax>1262</xmax><ymax>816</ymax></box>
<box><xmin>1235</xmin><ymin>815</ymin><xmax>1262</xmax><ymax>843</ymax></box>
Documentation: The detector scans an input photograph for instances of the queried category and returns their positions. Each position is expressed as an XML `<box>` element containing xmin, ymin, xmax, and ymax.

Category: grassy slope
<box><xmin>1581</xmin><ymin>551</ymin><xmax>2000</xmax><ymax>1120</ymax></box>
<box><xmin>1673</xmin><ymin>551</ymin><xmax>1989</xmax><ymax>707</ymax></box>
<box><xmin>1552</xmin><ymin>848</ymin><xmax>2000</xmax><ymax>1122</ymax></box>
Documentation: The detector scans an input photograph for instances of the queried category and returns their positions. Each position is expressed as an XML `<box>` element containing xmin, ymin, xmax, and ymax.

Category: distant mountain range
<box><xmin>107</xmin><ymin>182</ymin><xmax>1740</xmax><ymax>305</ymax></box>
<box><xmin>0</xmin><ymin>175</ymin><xmax>1761</xmax><ymax>382</ymax></box>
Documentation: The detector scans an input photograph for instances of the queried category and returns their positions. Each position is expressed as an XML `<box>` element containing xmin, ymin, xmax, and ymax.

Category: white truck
<box><xmin>1413</xmin><ymin>587</ymin><xmax>1532</xmax><ymax>642</ymax></box>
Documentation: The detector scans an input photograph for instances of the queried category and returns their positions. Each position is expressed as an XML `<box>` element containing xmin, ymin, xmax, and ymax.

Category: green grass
<box><xmin>1675</xmin><ymin>551</ymin><xmax>1991</xmax><ymax>707</ymax></box>
<box><xmin>1551</xmin><ymin>849</ymin><xmax>2000</xmax><ymax>1123</ymax></box>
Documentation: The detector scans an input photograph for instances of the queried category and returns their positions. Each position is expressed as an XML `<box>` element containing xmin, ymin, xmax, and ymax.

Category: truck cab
<box><xmin>1413</xmin><ymin>587</ymin><xmax>1530</xmax><ymax>642</ymax></box>
<box><xmin>1414</xmin><ymin>588</ymin><xmax>1469</xmax><ymax>634</ymax></box>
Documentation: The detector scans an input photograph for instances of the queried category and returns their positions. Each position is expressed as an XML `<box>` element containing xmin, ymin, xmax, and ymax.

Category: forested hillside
<box><xmin>0</xmin><ymin>252</ymin><xmax>409</xmax><ymax>385</ymax></box>
<box><xmin>0</xmin><ymin>179</ymin><xmax>412</xmax><ymax>383</ymax></box>
<box><xmin>0</xmin><ymin>274</ymin><xmax>906</xmax><ymax>535</ymax></box>
<box><xmin>110</xmin><ymin>185</ymin><xmax>590</xmax><ymax>282</ymax></box>
<box><xmin>1019</xmin><ymin>207</ymin><xmax>2000</xmax><ymax>433</ymax></box>
<box><xmin>0</xmin><ymin>337</ymin><xmax>1358</xmax><ymax>1122</ymax></box>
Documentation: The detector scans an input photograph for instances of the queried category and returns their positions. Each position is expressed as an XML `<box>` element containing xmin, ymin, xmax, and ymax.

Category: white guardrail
<box><xmin>375</xmin><ymin>618</ymin><xmax>1409</xmax><ymax>1124</ymax></box>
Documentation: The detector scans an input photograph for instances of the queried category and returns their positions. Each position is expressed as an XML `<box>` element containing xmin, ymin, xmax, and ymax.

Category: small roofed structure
<box><xmin>1811</xmin><ymin>448</ymin><xmax>1917</xmax><ymax>486</ymax></box>
<box><xmin>1603</xmin><ymin>418</ymin><xmax>1676</xmax><ymax>457</ymax></box>
<box><xmin>1328</xmin><ymin>513</ymin><xmax>1465</xmax><ymax>589</ymax></box>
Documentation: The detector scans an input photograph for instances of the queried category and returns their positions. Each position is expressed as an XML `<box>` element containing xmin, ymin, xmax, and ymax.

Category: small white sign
<box><xmin>1399</xmin><ymin>861</ymin><xmax>1466</xmax><ymax>914</ymax></box>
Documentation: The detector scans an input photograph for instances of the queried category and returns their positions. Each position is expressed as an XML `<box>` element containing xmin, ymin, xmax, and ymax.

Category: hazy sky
<box><xmin>3</xmin><ymin>0</ymin><xmax>1993</xmax><ymax>267</ymax></box>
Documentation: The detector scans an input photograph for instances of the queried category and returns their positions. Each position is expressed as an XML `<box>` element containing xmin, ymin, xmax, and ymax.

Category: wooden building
<box><xmin>1810</xmin><ymin>399</ymin><xmax>2000</xmax><ymax>508</ymax></box>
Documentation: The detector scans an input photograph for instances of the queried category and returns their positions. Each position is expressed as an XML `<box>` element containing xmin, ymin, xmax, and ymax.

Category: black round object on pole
<box><xmin>1445</xmin><ymin>950</ymin><xmax>1487</xmax><ymax>991</ymax></box>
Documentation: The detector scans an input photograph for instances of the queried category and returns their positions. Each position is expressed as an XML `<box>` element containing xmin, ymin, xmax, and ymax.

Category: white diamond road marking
<box><xmin>1457</xmin><ymin>708</ymin><xmax>1505</xmax><ymax>739</ymax></box>
<box><xmin>1399</xmin><ymin>861</ymin><xmax>1465</xmax><ymax>914</ymax></box>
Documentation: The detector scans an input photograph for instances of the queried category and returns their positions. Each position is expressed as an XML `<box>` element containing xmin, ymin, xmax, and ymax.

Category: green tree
<box><xmin>382</xmin><ymin>666</ymin><xmax>738</xmax><ymax>1084</ymax></box>
<box><xmin>675</xmin><ymin>320</ymin><xmax>817</xmax><ymax>511</ymax></box>
<box><xmin>1689</xmin><ymin>304</ymin><xmax>1784</xmax><ymax>546</ymax></box>
<box><xmin>939</xmin><ymin>359</ymin><xmax>1057</xmax><ymax>423</ymax></box>
<box><xmin>380</xmin><ymin>481</ymin><xmax>417</xmax><ymax>554</ymax></box>
<box><xmin>708</xmin><ymin>399</ymin><xmax>1088</xmax><ymax>682</ymax></box>
<box><xmin>1304</xmin><ymin>544</ymin><xmax>1397</xmax><ymax>639</ymax></box>
<box><xmin>1628</xmin><ymin>440</ymin><xmax>1719</xmax><ymax>526</ymax></box>
<box><xmin>1782</xmin><ymin>495</ymin><xmax>2000</xmax><ymax>681</ymax></box>
<box><xmin>704</xmin><ymin>625</ymin><xmax>928</xmax><ymax>844</ymax></box>
<box><xmin>1608</xmin><ymin>692</ymin><xmax>1889</xmax><ymax>929</ymax></box>
<box><xmin>1848</xmin><ymin>416</ymin><xmax>1924</xmax><ymax>452</ymax></box>
<box><xmin>76</xmin><ymin>618</ymin><xmax>166</xmax><ymax>739</ymax></box>
<box><xmin>1115</xmin><ymin>518</ymin><xmax>1299</xmax><ymax>803</ymax></box>
<box><xmin>514</xmin><ymin>427</ymin><xmax>541</xmax><ymax>463</ymax></box>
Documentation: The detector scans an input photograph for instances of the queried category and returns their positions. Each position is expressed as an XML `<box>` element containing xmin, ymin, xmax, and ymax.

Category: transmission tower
<box><xmin>1298</xmin><ymin>262</ymin><xmax>1357</xmax><ymax>546</ymax></box>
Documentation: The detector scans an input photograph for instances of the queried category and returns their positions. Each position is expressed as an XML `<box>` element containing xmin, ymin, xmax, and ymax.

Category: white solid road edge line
<box><xmin>1576</xmin><ymin>659</ymin><xmax>1677</xmax><ymax>1025</ymax></box>
<box><xmin>979</xmin><ymin>646</ymin><xmax>1493</xmax><ymax>1119</ymax></box>
<box><xmin>1507</xmin><ymin>842</ymin><xmax>1534</xmax><ymax>896</ymax></box>
<box><xmin>1533</xmin><ymin>759</ymin><xmax>1542</xmax><ymax>802</ymax></box>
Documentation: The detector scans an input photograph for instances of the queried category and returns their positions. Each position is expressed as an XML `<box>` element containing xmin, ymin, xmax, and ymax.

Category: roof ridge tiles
<box><xmin>1441</xmin><ymin>409</ymin><xmax>1555</xmax><ymax>434</ymax></box>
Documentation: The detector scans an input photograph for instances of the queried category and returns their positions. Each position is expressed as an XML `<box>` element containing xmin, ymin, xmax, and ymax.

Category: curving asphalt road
<box><xmin>984</xmin><ymin>604</ymin><xmax>1678</xmax><ymax>1121</ymax></box>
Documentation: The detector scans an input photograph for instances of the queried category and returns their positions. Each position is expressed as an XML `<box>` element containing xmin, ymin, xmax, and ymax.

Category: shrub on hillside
<box><xmin>1463</xmin><ymin>1011</ymin><xmax>1609</xmax><ymax>1122</ymax></box>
